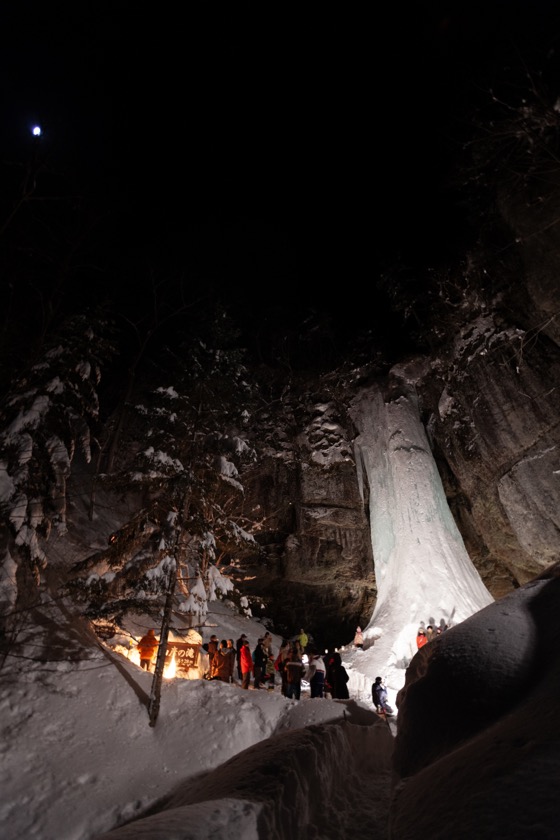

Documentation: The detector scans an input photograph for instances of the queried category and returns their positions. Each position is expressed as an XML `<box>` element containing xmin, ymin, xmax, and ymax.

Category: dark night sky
<box><xmin>2</xmin><ymin>3</ymin><xmax>560</xmax><ymax>332</ymax></box>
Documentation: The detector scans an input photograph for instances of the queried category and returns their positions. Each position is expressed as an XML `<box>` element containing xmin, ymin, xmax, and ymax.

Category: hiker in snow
<box><xmin>416</xmin><ymin>628</ymin><xmax>428</xmax><ymax>649</ymax></box>
<box><xmin>372</xmin><ymin>676</ymin><xmax>394</xmax><ymax>715</ymax></box>
<box><xmin>324</xmin><ymin>647</ymin><xmax>349</xmax><ymax>699</ymax></box>
<box><xmin>306</xmin><ymin>648</ymin><xmax>327</xmax><ymax>698</ymax></box>
<box><xmin>239</xmin><ymin>637</ymin><xmax>254</xmax><ymax>689</ymax></box>
<box><xmin>137</xmin><ymin>628</ymin><xmax>159</xmax><ymax>671</ymax></box>
<box><xmin>264</xmin><ymin>652</ymin><xmax>276</xmax><ymax>689</ymax></box>
<box><xmin>297</xmin><ymin>628</ymin><xmax>309</xmax><ymax>651</ymax></box>
<box><xmin>262</xmin><ymin>631</ymin><xmax>274</xmax><ymax>656</ymax></box>
<box><xmin>252</xmin><ymin>638</ymin><xmax>269</xmax><ymax>689</ymax></box>
<box><xmin>284</xmin><ymin>648</ymin><xmax>306</xmax><ymax>700</ymax></box>
<box><xmin>210</xmin><ymin>639</ymin><xmax>235</xmax><ymax>683</ymax></box>
<box><xmin>353</xmin><ymin>626</ymin><xmax>364</xmax><ymax>649</ymax></box>
<box><xmin>275</xmin><ymin>639</ymin><xmax>291</xmax><ymax>696</ymax></box>
<box><xmin>207</xmin><ymin>634</ymin><xmax>219</xmax><ymax>660</ymax></box>
<box><xmin>235</xmin><ymin>633</ymin><xmax>247</xmax><ymax>679</ymax></box>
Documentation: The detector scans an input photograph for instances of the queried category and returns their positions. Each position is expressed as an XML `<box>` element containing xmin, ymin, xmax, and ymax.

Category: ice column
<box><xmin>350</xmin><ymin>381</ymin><xmax>494</xmax><ymax>674</ymax></box>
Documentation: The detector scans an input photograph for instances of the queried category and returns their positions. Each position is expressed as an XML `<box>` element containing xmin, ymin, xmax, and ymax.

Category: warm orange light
<box><xmin>163</xmin><ymin>650</ymin><xmax>177</xmax><ymax>679</ymax></box>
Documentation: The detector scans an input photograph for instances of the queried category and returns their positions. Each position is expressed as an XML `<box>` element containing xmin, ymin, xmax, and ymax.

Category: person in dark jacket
<box><xmin>335</xmin><ymin>663</ymin><xmax>350</xmax><ymax>699</ymax></box>
<box><xmin>252</xmin><ymin>638</ymin><xmax>268</xmax><ymax>689</ymax></box>
<box><xmin>372</xmin><ymin>676</ymin><xmax>394</xmax><ymax>715</ymax></box>
<box><xmin>324</xmin><ymin>647</ymin><xmax>347</xmax><ymax>699</ymax></box>
<box><xmin>284</xmin><ymin>650</ymin><xmax>305</xmax><ymax>700</ymax></box>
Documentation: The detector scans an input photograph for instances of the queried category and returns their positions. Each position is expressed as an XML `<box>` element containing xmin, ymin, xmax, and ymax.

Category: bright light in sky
<box><xmin>31</xmin><ymin>125</ymin><xmax>42</xmax><ymax>137</ymax></box>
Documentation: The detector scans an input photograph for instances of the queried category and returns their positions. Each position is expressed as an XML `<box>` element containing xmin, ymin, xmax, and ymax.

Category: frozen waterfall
<box><xmin>347</xmin><ymin>377</ymin><xmax>494</xmax><ymax>704</ymax></box>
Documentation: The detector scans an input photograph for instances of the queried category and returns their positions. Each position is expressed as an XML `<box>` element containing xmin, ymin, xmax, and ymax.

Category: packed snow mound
<box><xmin>98</xmin><ymin>719</ymin><xmax>394</xmax><ymax>839</ymax></box>
<box><xmin>391</xmin><ymin>563</ymin><xmax>560</xmax><ymax>839</ymax></box>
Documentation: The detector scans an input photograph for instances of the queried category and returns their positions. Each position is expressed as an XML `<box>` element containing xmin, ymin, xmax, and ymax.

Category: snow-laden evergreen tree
<box><xmin>69</xmin><ymin>306</ymin><xmax>259</xmax><ymax>634</ymax></box>
<box><xmin>0</xmin><ymin>311</ymin><xmax>115</xmax><ymax>630</ymax></box>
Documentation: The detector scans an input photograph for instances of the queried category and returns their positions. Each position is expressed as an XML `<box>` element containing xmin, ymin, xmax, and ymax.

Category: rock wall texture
<box><xmin>239</xmin><ymin>225</ymin><xmax>560</xmax><ymax>644</ymax></box>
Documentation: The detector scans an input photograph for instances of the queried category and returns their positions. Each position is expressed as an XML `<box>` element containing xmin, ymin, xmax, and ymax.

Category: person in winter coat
<box><xmin>137</xmin><ymin>629</ymin><xmax>159</xmax><ymax>671</ymax></box>
<box><xmin>284</xmin><ymin>650</ymin><xmax>306</xmax><ymax>700</ymax></box>
<box><xmin>292</xmin><ymin>638</ymin><xmax>304</xmax><ymax>659</ymax></box>
<box><xmin>306</xmin><ymin>649</ymin><xmax>326</xmax><ymax>698</ymax></box>
<box><xmin>275</xmin><ymin>640</ymin><xmax>291</xmax><ymax>696</ymax></box>
<box><xmin>324</xmin><ymin>647</ymin><xmax>341</xmax><ymax>697</ymax></box>
<box><xmin>262</xmin><ymin>631</ymin><xmax>274</xmax><ymax>656</ymax></box>
<box><xmin>297</xmin><ymin>628</ymin><xmax>309</xmax><ymax>651</ymax></box>
<box><xmin>210</xmin><ymin>640</ymin><xmax>235</xmax><ymax>683</ymax></box>
<box><xmin>264</xmin><ymin>654</ymin><xmax>276</xmax><ymax>689</ymax></box>
<box><xmin>372</xmin><ymin>676</ymin><xmax>394</xmax><ymax>715</ymax></box>
<box><xmin>207</xmin><ymin>634</ymin><xmax>220</xmax><ymax>660</ymax></box>
<box><xmin>416</xmin><ymin>629</ymin><xmax>428</xmax><ymax>649</ymax></box>
<box><xmin>252</xmin><ymin>638</ymin><xmax>268</xmax><ymax>689</ymax></box>
<box><xmin>334</xmin><ymin>663</ymin><xmax>350</xmax><ymax>699</ymax></box>
<box><xmin>239</xmin><ymin>638</ymin><xmax>254</xmax><ymax>689</ymax></box>
<box><xmin>324</xmin><ymin>648</ymin><xmax>350</xmax><ymax>700</ymax></box>
<box><xmin>353</xmin><ymin>626</ymin><xmax>364</xmax><ymax>649</ymax></box>
<box><xmin>425</xmin><ymin>625</ymin><xmax>436</xmax><ymax>643</ymax></box>
<box><xmin>235</xmin><ymin>633</ymin><xmax>247</xmax><ymax>680</ymax></box>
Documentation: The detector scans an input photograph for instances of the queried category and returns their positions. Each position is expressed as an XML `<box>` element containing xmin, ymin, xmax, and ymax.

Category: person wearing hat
<box><xmin>372</xmin><ymin>676</ymin><xmax>394</xmax><ymax>715</ymax></box>
<box><xmin>137</xmin><ymin>628</ymin><xmax>159</xmax><ymax>671</ymax></box>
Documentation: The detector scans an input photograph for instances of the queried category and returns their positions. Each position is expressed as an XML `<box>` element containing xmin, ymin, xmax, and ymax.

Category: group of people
<box><xmin>234</xmin><ymin>629</ymin><xmax>314</xmax><ymax>696</ymax></box>
<box><xmin>203</xmin><ymin>627</ymin><xmax>394</xmax><ymax>716</ymax></box>
<box><xmin>205</xmin><ymin>636</ymin><xmax>237</xmax><ymax>682</ymax></box>
<box><xmin>224</xmin><ymin>628</ymin><xmax>353</xmax><ymax>702</ymax></box>
<box><xmin>137</xmin><ymin>626</ymin><xmax>365</xmax><ymax>709</ymax></box>
<box><xmin>234</xmin><ymin>632</ymin><xmax>277</xmax><ymax>689</ymax></box>
<box><xmin>202</xmin><ymin>633</ymin><xmax>274</xmax><ymax>688</ymax></box>
<box><xmin>271</xmin><ymin>638</ymin><xmax>350</xmax><ymax>701</ymax></box>
<box><xmin>416</xmin><ymin>621</ymin><xmax>449</xmax><ymax>649</ymax></box>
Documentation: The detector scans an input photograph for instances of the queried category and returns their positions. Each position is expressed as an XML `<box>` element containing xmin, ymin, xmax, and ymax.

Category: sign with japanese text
<box><xmin>164</xmin><ymin>642</ymin><xmax>200</xmax><ymax>677</ymax></box>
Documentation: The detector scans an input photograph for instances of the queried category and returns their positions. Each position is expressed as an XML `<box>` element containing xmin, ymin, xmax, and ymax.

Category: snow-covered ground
<box><xmin>3</xmin><ymin>566</ymin><xmax>560</xmax><ymax>840</ymax></box>
<box><xmin>0</xmin><ymin>596</ymin><xmax>393</xmax><ymax>840</ymax></box>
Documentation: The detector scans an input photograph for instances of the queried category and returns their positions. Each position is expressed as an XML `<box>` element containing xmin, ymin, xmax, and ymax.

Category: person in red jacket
<box><xmin>416</xmin><ymin>629</ymin><xmax>428</xmax><ymax>649</ymax></box>
<box><xmin>137</xmin><ymin>628</ymin><xmax>159</xmax><ymax>671</ymax></box>
<box><xmin>239</xmin><ymin>637</ymin><xmax>254</xmax><ymax>689</ymax></box>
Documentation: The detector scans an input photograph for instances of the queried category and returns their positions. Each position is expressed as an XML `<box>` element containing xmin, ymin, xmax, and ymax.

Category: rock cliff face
<box><xmin>421</xmin><ymin>317</ymin><xmax>560</xmax><ymax>596</ymax></box>
<box><xmin>238</xmin><ymin>396</ymin><xmax>377</xmax><ymax>647</ymax></box>
<box><xmin>236</xmin><ymin>233</ymin><xmax>560</xmax><ymax>646</ymax></box>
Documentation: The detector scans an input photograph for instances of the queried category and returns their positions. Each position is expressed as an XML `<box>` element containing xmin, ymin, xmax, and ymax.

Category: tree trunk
<box><xmin>148</xmin><ymin>568</ymin><xmax>177</xmax><ymax>727</ymax></box>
